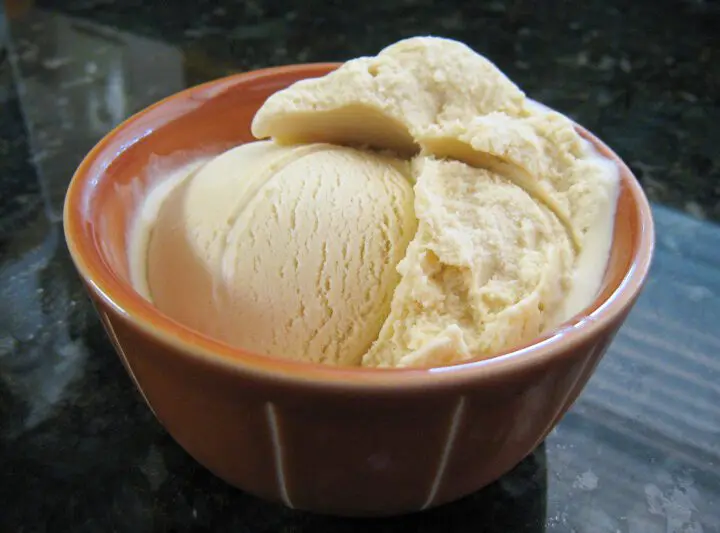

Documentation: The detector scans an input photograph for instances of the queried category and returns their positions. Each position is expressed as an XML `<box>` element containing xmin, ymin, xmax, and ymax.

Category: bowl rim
<box><xmin>63</xmin><ymin>63</ymin><xmax>655</xmax><ymax>391</ymax></box>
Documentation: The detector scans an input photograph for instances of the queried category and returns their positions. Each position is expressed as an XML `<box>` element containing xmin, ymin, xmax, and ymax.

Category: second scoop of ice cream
<box><xmin>144</xmin><ymin>141</ymin><xmax>416</xmax><ymax>366</ymax></box>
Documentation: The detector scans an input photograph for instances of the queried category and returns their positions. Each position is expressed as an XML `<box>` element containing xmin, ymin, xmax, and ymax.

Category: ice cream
<box><xmin>130</xmin><ymin>36</ymin><xmax>620</xmax><ymax>368</ymax></box>
<box><xmin>132</xmin><ymin>142</ymin><xmax>416</xmax><ymax>366</ymax></box>
<box><xmin>361</xmin><ymin>157</ymin><xmax>574</xmax><ymax>368</ymax></box>
<box><xmin>251</xmin><ymin>37</ymin><xmax>527</xmax><ymax>156</ymax></box>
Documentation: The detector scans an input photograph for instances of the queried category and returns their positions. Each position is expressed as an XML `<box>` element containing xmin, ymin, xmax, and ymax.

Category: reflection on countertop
<box><xmin>0</xmin><ymin>1</ymin><xmax>719</xmax><ymax>532</ymax></box>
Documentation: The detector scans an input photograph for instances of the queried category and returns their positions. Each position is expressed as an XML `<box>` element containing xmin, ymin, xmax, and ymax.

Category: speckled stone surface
<box><xmin>0</xmin><ymin>1</ymin><xmax>719</xmax><ymax>531</ymax></box>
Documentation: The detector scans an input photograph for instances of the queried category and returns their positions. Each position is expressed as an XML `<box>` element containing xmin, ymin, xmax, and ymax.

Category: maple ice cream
<box><xmin>129</xmin><ymin>36</ymin><xmax>620</xmax><ymax>368</ymax></box>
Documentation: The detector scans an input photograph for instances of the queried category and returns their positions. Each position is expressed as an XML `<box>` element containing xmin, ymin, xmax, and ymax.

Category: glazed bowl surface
<box><xmin>63</xmin><ymin>63</ymin><xmax>654</xmax><ymax>517</ymax></box>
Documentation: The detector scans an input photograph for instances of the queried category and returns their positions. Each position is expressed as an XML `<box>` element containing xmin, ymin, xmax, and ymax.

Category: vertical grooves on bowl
<box><xmin>265</xmin><ymin>402</ymin><xmax>294</xmax><ymax>508</ymax></box>
<box><xmin>101</xmin><ymin>311</ymin><xmax>157</xmax><ymax>417</ymax></box>
<box><xmin>551</xmin><ymin>338</ymin><xmax>608</xmax><ymax>418</ymax></box>
<box><xmin>421</xmin><ymin>395</ymin><xmax>466</xmax><ymax>510</ymax></box>
<box><xmin>529</xmin><ymin>339</ymin><xmax>606</xmax><ymax>452</ymax></box>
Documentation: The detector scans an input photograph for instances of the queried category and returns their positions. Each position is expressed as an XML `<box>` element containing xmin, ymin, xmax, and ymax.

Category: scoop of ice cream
<box><xmin>362</xmin><ymin>157</ymin><xmax>574</xmax><ymax>368</ymax></box>
<box><xmin>143</xmin><ymin>141</ymin><xmax>416</xmax><ymax>366</ymax></box>
<box><xmin>251</xmin><ymin>36</ymin><xmax>527</xmax><ymax>156</ymax></box>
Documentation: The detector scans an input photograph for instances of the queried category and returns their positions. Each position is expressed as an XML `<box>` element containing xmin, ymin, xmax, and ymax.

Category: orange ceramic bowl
<box><xmin>63</xmin><ymin>64</ymin><xmax>654</xmax><ymax>517</ymax></box>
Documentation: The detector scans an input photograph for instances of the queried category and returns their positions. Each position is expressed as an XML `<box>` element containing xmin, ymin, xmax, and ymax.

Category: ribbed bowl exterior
<box><xmin>94</xmin><ymin>297</ymin><xmax>622</xmax><ymax>515</ymax></box>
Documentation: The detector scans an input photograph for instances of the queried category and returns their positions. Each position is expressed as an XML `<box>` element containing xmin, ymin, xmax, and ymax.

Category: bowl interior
<box><xmin>64</xmin><ymin>64</ymin><xmax>651</xmax><ymax>377</ymax></box>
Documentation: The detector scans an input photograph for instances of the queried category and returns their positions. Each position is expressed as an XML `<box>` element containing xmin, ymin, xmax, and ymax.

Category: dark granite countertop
<box><xmin>1</xmin><ymin>0</ymin><xmax>719</xmax><ymax>531</ymax></box>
